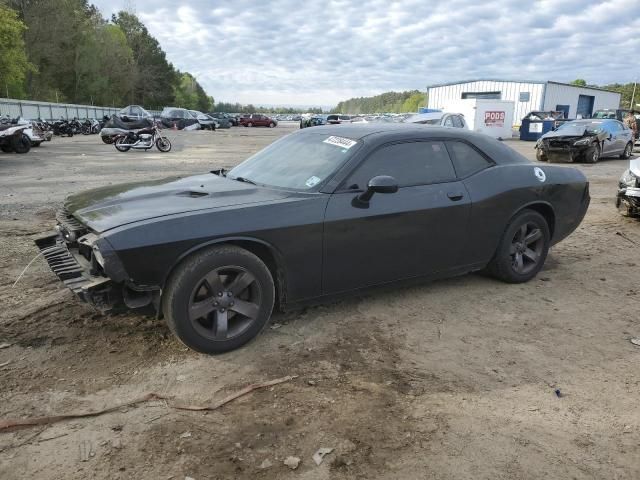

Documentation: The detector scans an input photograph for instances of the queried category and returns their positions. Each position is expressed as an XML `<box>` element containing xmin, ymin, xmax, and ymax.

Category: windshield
<box><xmin>592</xmin><ymin>111</ymin><xmax>616</xmax><ymax>119</ymax></box>
<box><xmin>556</xmin><ymin>121</ymin><xmax>604</xmax><ymax>134</ymax></box>
<box><xmin>227</xmin><ymin>133</ymin><xmax>362</xmax><ymax>191</ymax></box>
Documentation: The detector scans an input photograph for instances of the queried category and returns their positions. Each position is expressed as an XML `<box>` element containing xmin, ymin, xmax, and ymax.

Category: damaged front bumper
<box><xmin>537</xmin><ymin>142</ymin><xmax>592</xmax><ymax>163</ymax></box>
<box><xmin>35</xmin><ymin>228</ymin><xmax>158</xmax><ymax>312</ymax></box>
<box><xmin>35</xmin><ymin>231</ymin><xmax>118</xmax><ymax>311</ymax></box>
<box><xmin>616</xmin><ymin>187</ymin><xmax>640</xmax><ymax>217</ymax></box>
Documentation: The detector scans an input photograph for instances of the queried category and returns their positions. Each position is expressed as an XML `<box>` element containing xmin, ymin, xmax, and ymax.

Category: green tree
<box><xmin>174</xmin><ymin>72</ymin><xmax>212</xmax><ymax>111</ymax></box>
<box><xmin>333</xmin><ymin>90</ymin><xmax>427</xmax><ymax>114</ymax></box>
<box><xmin>570</xmin><ymin>79</ymin><xmax>587</xmax><ymax>87</ymax></box>
<box><xmin>0</xmin><ymin>4</ymin><xmax>33</xmax><ymax>98</ymax></box>
<box><xmin>112</xmin><ymin>11</ymin><xmax>178</xmax><ymax>107</ymax></box>
<box><xmin>400</xmin><ymin>92</ymin><xmax>427</xmax><ymax>113</ymax></box>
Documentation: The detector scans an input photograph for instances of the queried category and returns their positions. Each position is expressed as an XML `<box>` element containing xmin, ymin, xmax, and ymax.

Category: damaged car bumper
<box><xmin>35</xmin><ymin>231</ymin><xmax>117</xmax><ymax>310</ymax></box>
<box><xmin>616</xmin><ymin>164</ymin><xmax>640</xmax><ymax>216</ymax></box>
<box><xmin>34</xmin><ymin>207</ymin><xmax>158</xmax><ymax>312</ymax></box>
<box><xmin>536</xmin><ymin>138</ymin><xmax>595</xmax><ymax>162</ymax></box>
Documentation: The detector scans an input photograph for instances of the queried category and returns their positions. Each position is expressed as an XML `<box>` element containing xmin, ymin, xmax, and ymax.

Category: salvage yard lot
<box><xmin>1</xmin><ymin>123</ymin><xmax>639</xmax><ymax>479</ymax></box>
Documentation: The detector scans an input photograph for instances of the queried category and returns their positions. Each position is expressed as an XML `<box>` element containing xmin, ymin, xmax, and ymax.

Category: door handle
<box><xmin>447</xmin><ymin>192</ymin><xmax>464</xmax><ymax>201</ymax></box>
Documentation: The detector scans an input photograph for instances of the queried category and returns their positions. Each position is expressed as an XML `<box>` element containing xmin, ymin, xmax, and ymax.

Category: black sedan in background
<box><xmin>36</xmin><ymin>124</ymin><xmax>589</xmax><ymax>354</ymax></box>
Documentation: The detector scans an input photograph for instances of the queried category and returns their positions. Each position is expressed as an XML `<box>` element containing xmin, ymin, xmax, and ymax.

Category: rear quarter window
<box><xmin>446</xmin><ymin>141</ymin><xmax>492</xmax><ymax>178</ymax></box>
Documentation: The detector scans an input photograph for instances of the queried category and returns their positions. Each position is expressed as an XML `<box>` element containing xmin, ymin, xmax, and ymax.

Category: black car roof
<box><xmin>294</xmin><ymin>123</ymin><xmax>529</xmax><ymax>165</ymax></box>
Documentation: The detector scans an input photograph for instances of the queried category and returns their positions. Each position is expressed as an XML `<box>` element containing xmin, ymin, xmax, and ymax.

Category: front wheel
<box><xmin>535</xmin><ymin>148</ymin><xmax>547</xmax><ymax>162</ymax></box>
<box><xmin>162</xmin><ymin>245</ymin><xmax>275</xmax><ymax>354</ymax></box>
<box><xmin>585</xmin><ymin>143</ymin><xmax>600</xmax><ymax>163</ymax></box>
<box><xmin>247</xmin><ymin>122</ymin><xmax>253</xmax><ymax>127</ymax></box>
<box><xmin>114</xmin><ymin>136</ymin><xmax>131</xmax><ymax>152</ymax></box>
<box><xmin>485</xmin><ymin>209</ymin><xmax>550</xmax><ymax>283</ymax></box>
<box><xmin>156</xmin><ymin>136</ymin><xmax>171</xmax><ymax>152</ymax></box>
<box><xmin>1</xmin><ymin>144</ymin><xmax>13</xmax><ymax>153</ymax></box>
<box><xmin>269</xmin><ymin>122</ymin><xmax>275</xmax><ymax>128</ymax></box>
<box><xmin>12</xmin><ymin>134</ymin><xmax>31</xmax><ymax>154</ymax></box>
<box><xmin>620</xmin><ymin>142</ymin><xmax>633</xmax><ymax>159</ymax></box>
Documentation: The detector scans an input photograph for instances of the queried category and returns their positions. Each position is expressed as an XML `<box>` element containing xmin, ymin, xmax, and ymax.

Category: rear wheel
<box><xmin>163</xmin><ymin>245</ymin><xmax>275</xmax><ymax>354</ymax></box>
<box><xmin>156</xmin><ymin>136</ymin><xmax>171</xmax><ymax>152</ymax></box>
<box><xmin>12</xmin><ymin>134</ymin><xmax>31</xmax><ymax>154</ymax></box>
<box><xmin>1</xmin><ymin>144</ymin><xmax>13</xmax><ymax>153</ymax></box>
<box><xmin>247</xmin><ymin>122</ymin><xmax>253</xmax><ymax>127</ymax></box>
<box><xmin>114</xmin><ymin>136</ymin><xmax>131</xmax><ymax>152</ymax></box>
<box><xmin>101</xmin><ymin>135</ymin><xmax>114</xmax><ymax>144</ymax></box>
<box><xmin>485</xmin><ymin>209</ymin><xmax>550</xmax><ymax>283</ymax></box>
<box><xmin>585</xmin><ymin>143</ymin><xmax>600</xmax><ymax>163</ymax></box>
<box><xmin>269</xmin><ymin>122</ymin><xmax>275</xmax><ymax>128</ymax></box>
<box><xmin>620</xmin><ymin>142</ymin><xmax>633</xmax><ymax>159</ymax></box>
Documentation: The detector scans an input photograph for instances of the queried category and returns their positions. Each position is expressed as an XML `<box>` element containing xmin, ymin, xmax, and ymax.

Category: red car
<box><xmin>240</xmin><ymin>114</ymin><xmax>277</xmax><ymax>128</ymax></box>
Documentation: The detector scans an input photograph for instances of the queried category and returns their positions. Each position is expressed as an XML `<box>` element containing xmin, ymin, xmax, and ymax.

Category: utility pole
<box><xmin>631</xmin><ymin>80</ymin><xmax>637</xmax><ymax>110</ymax></box>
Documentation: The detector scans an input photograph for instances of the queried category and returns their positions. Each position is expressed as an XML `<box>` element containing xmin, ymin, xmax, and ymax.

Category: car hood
<box><xmin>65</xmin><ymin>174</ymin><xmax>290</xmax><ymax>233</ymax></box>
<box><xmin>541</xmin><ymin>129</ymin><xmax>607</xmax><ymax>141</ymax></box>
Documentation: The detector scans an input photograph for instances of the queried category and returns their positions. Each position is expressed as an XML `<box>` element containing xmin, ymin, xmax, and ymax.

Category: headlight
<box><xmin>573</xmin><ymin>138</ymin><xmax>593</xmax><ymax>146</ymax></box>
<box><xmin>620</xmin><ymin>169</ymin><xmax>638</xmax><ymax>188</ymax></box>
<box><xmin>92</xmin><ymin>244</ymin><xmax>105</xmax><ymax>267</ymax></box>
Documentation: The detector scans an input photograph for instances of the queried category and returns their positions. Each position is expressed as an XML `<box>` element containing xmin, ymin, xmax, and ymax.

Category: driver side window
<box><xmin>343</xmin><ymin>141</ymin><xmax>456</xmax><ymax>190</ymax></box>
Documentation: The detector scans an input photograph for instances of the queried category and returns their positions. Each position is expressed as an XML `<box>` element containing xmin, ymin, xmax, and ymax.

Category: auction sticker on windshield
<box><xmin>323</xmin><ymin>136</ymin><xmax>357</xmax><ymax>149</ymax></box>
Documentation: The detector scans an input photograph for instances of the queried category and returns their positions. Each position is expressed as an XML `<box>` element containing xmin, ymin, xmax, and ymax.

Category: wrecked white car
<box><xmin>617</xmin><ymin>157</ymin><xmax>640</xmax><ymax>217</ymax></box>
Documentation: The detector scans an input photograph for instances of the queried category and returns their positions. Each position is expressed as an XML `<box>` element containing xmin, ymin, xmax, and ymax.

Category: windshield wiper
<box><xmin>231</xmin><ymin>176</ymin><xmax>256</xmax><ymax>185</ymax></box>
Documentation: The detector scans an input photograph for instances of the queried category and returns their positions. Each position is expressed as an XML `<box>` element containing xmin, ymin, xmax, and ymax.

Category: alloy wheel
<box><xmin>509</xmin><ymin>222</ymin><xmax>544</xmax><ymax>274</ymax></box>
<box><xmin>188</xmin><ymin>266</ymin><xmax>262</xmax><ymax>341</ymax></box>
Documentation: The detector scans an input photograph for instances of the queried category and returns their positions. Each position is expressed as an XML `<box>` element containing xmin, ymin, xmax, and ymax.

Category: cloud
<box><xmin>91</xmin><ymin>0</ymin><xmax>640</xmax><ymax>106</ymax></box>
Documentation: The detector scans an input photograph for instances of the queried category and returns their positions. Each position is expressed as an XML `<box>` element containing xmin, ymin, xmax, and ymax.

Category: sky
<box><xmin>92</xmin><ymin>0</ymin><xmax>640</xmax><ymax>107</ymax></box>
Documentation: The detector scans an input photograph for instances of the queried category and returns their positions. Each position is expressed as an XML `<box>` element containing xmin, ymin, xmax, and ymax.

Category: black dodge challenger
<box><xmin>36</xmin><ymin>124</ymin><xmax>590</xmax><ymax>353</ymax></box>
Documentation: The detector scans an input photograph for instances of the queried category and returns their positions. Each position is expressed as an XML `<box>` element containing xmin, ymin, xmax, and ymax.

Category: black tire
<box><xmin>162</xmin><ymin>245</ymin><xmax>275</xmax><ymax>354</ymax></box>
<box><xmin>535</xmin><ymin>148</ymin><xmax>547</xmax><ymax>162</ymax></box>
<box><xmin>12</xmin><ymin>134</ymin><xmax>31</xmax><ymax>154</ymax></box>
<box><xmin>620</xmin><ymin>142</ymin><xmax>633</xmax><ymax>159</ymax></box>
<box><xmin>101</xmin><ymin>135</ymin><xmax>114</xmax><ymax>144</ymax></box>
<box><xmin>585</xmin><ymin>143</ymin><xmax>600</xmax><ymax>163</ymax></box>
<box><xmin>269</xmin><ymin>122</ymin><xmax>275</xmax><ymax>128</ymax></box>
<box><xmin>485</xmin><ymin>209</ymin><xmax>550</xmax><ymax>283</ymax></box>
<box><xmin>1</xmin><ymin>144</ymin><xmax>13</xmax><ymax>153</ymax></box>
<box><xmin>156</xmin><ymin>136</ymin><xmax>171</xmax><ymax>152</ymax></box>
<box><xmin>114</xmin><ymin>136</ymin><xmax>131</xmax><ymax>152</ymax></box>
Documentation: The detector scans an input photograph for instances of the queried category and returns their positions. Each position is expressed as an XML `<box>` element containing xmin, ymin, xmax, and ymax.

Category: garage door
<box><xmin>577</xmin><ymin>95</ymin><xmax>594</xmax><ymax>118</ymax></box>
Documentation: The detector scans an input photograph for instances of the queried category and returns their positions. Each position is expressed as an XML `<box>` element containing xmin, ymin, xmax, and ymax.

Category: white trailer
<box><xmin>441</xmin><ymin>99</ymin><xmax>514</xmax><ymax>139</ymax></box>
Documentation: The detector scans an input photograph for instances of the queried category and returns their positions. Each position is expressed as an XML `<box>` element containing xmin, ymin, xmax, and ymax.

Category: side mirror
<box><xmin>356</xmin><ymin>175</ymin><xmax>399</xmax><ymax>204</ymax></box>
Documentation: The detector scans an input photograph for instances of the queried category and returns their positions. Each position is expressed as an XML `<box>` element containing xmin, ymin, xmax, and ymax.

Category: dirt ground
<box><xmin>1</xmin><ymin>123</ymin><xmax>639</xmax><ymax>480</ymax></box>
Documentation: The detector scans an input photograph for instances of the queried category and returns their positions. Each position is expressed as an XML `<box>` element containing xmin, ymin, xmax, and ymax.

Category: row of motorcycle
<box><xmin>0</xmin><ymin>115</ymin><xmax>113</xmax><ymax>154</ymax></box>
<box><xmin>1</xmin><ymin>113</ymin><xmax>173</xmax><ymax>155</ymax></box>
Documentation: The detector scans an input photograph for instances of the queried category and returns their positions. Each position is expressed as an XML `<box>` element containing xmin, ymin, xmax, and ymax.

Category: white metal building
<box><xmin>427</xmin><ymin>80</ymin><xmax>621</xmax><ymax>126</ymax></box>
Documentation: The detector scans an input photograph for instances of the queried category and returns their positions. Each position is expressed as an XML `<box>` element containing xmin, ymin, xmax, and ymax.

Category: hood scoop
<box><xmin>175</xmin><ymin>190</ymin><xmax>209</xmax><ymax>198</ymax></box>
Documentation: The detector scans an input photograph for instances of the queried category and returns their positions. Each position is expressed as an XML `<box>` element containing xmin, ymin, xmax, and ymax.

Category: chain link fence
<box><xmin>0</xmin><ymin>97</ymin><xmax>161</xmax><ymax>120</ymax></box>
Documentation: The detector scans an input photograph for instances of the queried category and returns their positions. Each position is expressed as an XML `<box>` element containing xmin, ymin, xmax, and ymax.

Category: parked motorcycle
<box><xmin>114</xmin><ymin>125</ymin><xmax>171</xmax><ymax>152</ymax></box>
<box><xmin>52</xmin><ymin>118</ymin><xmax>74</xmax><ymax>137</ymax></box>
<box><xmin>69</xmin><ymin>118</ymin><xmax>82</xmax><ymax>135</ymax></box>
<box><xmin>100</xmin><ymin>114</ymin><xmax>154</xmax><ymax>144</ymax></box>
